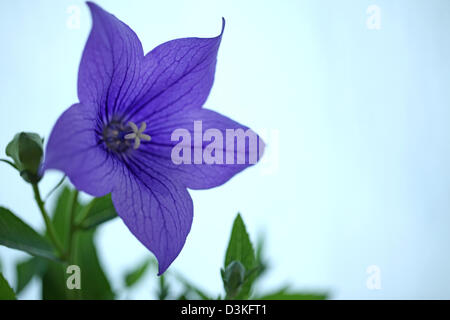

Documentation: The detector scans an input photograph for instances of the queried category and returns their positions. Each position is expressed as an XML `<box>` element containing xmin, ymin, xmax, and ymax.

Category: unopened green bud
<box><xmin>222</xmin><ymin>260</ymin><xmax>246</xmax><ymax>298</ymax></box>
<box><xmin>6</xmin><ymin>132</ymin><xmax>44</xmax><ymax>183</ymax></box>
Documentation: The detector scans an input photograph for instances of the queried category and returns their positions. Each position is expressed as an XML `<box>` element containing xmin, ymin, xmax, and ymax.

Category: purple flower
<box><xmin>44</xmin><ymin>2</ymin><xmax>264</xmax><ymax>274</ymax></box>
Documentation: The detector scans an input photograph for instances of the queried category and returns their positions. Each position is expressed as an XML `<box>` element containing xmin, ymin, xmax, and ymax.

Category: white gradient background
<box><xmin>1</xmin><ymin>0</ymin><xmax>450</xmax><ymax>299</ymax></box>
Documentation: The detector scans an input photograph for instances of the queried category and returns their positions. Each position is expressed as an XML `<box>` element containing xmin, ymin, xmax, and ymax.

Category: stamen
<box><xmin>124</xmin><ymin>121</ymin><xmax>151</xmax><ymax>150</ymax></box>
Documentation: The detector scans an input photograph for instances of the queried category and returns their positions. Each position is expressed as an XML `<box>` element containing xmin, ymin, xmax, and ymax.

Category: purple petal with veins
<box><xmin>44</xmin><ymin>1</ymin><xmax>264</xmax><ymax>274</ymax></box>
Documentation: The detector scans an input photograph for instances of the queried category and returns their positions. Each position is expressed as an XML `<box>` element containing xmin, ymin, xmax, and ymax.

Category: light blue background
<box><xmin>1</xmin><ymin>0</ymin><xmax>450</xmax><ymax>299</ymax></box>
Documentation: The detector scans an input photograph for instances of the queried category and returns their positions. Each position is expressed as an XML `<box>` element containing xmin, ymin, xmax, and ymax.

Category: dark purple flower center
<box><xmin>102</xmin><ymin>120</ymin><xmax>151</xmax><ymax>153</ymax></box>
<box><xmin>102</xmin><ymin>120</ymin><xmax>134</xmax><ymax>153</ymax></box>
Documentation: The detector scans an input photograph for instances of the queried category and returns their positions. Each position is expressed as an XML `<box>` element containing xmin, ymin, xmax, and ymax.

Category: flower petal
<box><xmin>122</xmin><ymin>19</ymin><xmax>225</xmax><ymax>125</ymax></box>
<box><xmin>44</xmin><ymin>103</ymin><xmax>121</xmax><ymax>197</ymax></box>
<box><xmin>136</xmin><ymin>108</ymin><xmax>265</xmax><ymax>189</ymax></box>
<box><xmin>111</xmin><ymin>163</ymin><xmax>193</xmax><ymax>275</ymax></box>
<box><xmin>78</xmin><ymin>2</ymin><xmax>144</xmax><ymax>120</ymax></box>
<box><xmin>45</xmin><ymin>103</ymin><xmax>194</xmax><ymax>274</ymax></box>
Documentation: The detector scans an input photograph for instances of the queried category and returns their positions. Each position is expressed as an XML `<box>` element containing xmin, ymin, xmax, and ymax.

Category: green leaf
<box><xmin>51</xmin><ymin>186</ymin><xmax>76</xmax><ymax>248</ymax></box>
<box><xmin>41</xmin><ymin>261</ymin><xmax>68</xmax><ymax>300</ymax></box>
<box><xmin>157</xmin><ymin>273</ymin><xmax>170</xmax><ymax>300</ymax></box>
<box><xmin>42</xmin><ymin>230</ymin><xmax>114</xmax><ymax>300</ymax></box>
<box><xmin>16</xmin><ymin>257</ymin><xmax>47</xmax><ymax>294</ymax></box>
<box><xmin>0</xmin><ymin>158</ymin><xmax>18</xmax><ymax>170</ymax></box>
<box><xmin>0</xmin><ymin>207</ymin><xmax>58</xmax><ymax>261</ymax></box>
<box><xmin>173</xmin><ymin>272</ymin><xmax>212</xmax><ymax>300</ymax></box>
<box><xmin>225</xmin><ymin>214</ymin><xmax>256</xmax><ymax>272</ymax></box>
<box><xmin>124</xmin><ymin>259</ymin><xmax>152</xmax><ymax>288</ymax></box>
<box><xmin>0</xmin><ymin>272</ymin><xmax>16</xmax><ymax>300</ymax></box>
<box><xmin>254</xmin><ymin>234</ymin><xmax>269</xmax><ymax>279</ymax></box>
<box><xmin>72</xmin><ymin>229</ymin><xmax>115</xmax><ymax>299</ymax></box>
<box><xmin>41</xmin><ymin>187</ymin><xmax>76</xmax><ymax>300</ymax></box>
<box><xmin>42</xmin><ymin>188</ymin><xmax>114</xmax><ymax>300</ymax></box>
<box><xmin>257</xmin><ymin>287</ymin><xmax>328</xmax><ymax>300</ymax></box>
<box><xmin>76</xmin><ymin>194</ymin><xmax>118</xmax><ymax>230</ymax></box>
<box><xmin>223</xmin><ymin>213</ymin><xmax>256</xmax><ymax>299</ymax></box>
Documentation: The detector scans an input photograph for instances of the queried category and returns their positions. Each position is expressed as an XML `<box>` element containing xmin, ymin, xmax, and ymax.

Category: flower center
<box><xmin>102</xmin><ymin>121</ymin><xmax>151</xmax><ymax>153</ymax></box>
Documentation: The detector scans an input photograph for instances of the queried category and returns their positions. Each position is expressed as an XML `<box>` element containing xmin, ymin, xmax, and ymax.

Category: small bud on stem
<box><xmin>5</xmin><ymin>132</ymin><xmax>44</xmax><ymax>183</ymax></box>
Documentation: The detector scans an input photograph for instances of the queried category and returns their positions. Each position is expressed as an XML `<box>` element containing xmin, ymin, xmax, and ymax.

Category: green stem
<box><xmin>31</xmin><ymin>183</ymin><xmax>66</xmax><ymax>260</ymax></box>
<box><xmin>66</xmin><ymin>190</ymin><xmax>82</xmax><ymax>300</ymax></box>
<box><xmin>66</xmin><ymin>190</ymin><xmax>79</xmax><ymax>262</ymax></box>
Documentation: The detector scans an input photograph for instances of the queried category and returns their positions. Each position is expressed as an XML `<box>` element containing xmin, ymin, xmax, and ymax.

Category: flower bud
<box><xmin>222</xmin><ymin>260</ymin><xmax>246</xmax><ymax>298</ymax></box>
<box><xmin>6</xmin><ymin>132</ymin><xmax>44</xmax><ymax>183</ymax></box>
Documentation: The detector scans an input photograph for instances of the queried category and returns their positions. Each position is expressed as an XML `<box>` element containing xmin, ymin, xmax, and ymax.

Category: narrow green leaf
<box><xmin>51</xmin><ymin>186</ymin><xmax>75</xmax><ymax>248</ymax></box>
<box><xmin>224</xmin><ymin>213</ymin><xmax>256</xmax><ymax>299</ymax></box>
<box><xmin>0</xmin><ymin>207</ymin><xmax>57</xmax><ymax>261</ymax></box>
<box><xmin>16</xmin><ymin>257</ymin><xmax>47</xmax><ymax>294</ymax></box>
<box><xmin>254</xmin><ymin>234</ymin><xmax>269</xmax><ymax>279</ymax></box>
<box><xmin>173</xmin><ymin>272</ymin><xmax>212</xmax><ymax>300</ymax></box>
<box><xmin>225</xmin><ymin>214</ymin><xmax>256</xmax><ymax>271</ymax></box>
<box><xmin>176</xmin><ymin>293</ymin><xmax>188</xmax><ymax>300</ymax></box>
<box><xmin>44</xmin><ymin>175</ymin><xmax>66</xmax><ymax>202</ymax></box>
<box><xmin>42</xmin><ymin>188</ymin><xmax>114</xmax><ymax>300</ymax></box>
<box><xmin>0</xmin><ymin>158</ymin><xmax>18</xmax><ymax>170</ymax></box>
<box><xmin>41</xmin><ymin>187</ymin><xmax>75</xmax><ymax>300</ymax></box>
<box><xmin>41</xmin><ymin>261</ymin><xmax>67</xmax><ymax>300</ymax></box>
<box><xmin>124</xmin><ymin>259</ymin><xmax>152</xmax><ymax>288</ymax></box>
<box><xmin>42</xmin><ymin>230</ymin><xmax>114</xmax><ymax>300</ymax></box>
<box><xmin>157</xmin><ymin>273</ymin><xmax>170</xmax><ymax>300</ymax></box>
<box><xmin>72</xmin><ymin>230</ymin><xmax>114</xmax><ymax>299</ymax></box>
<box><xmin>0</xmin><ymin>272</ymin><xmax>16</xmax><ymax>300</ymax></box>
<box><xmin>76</xmin><ymin>194</ymin><xmax>118</xmax><ymax>230</ymax></box>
